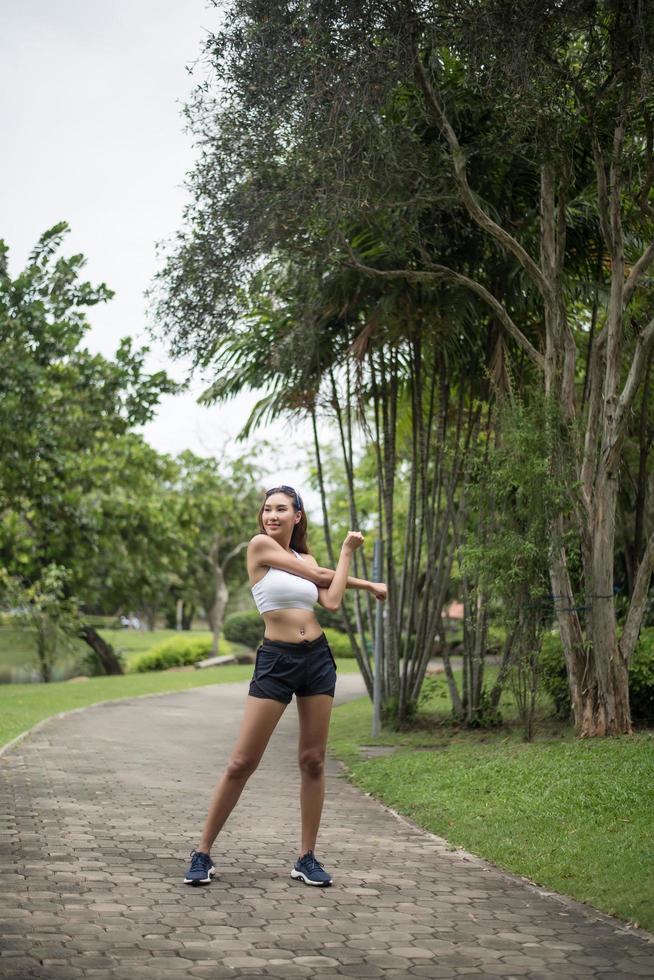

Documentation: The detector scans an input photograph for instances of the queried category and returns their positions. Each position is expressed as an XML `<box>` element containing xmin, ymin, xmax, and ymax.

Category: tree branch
<box><xmin>623</xmin><ymin>241</ymin><xmax>654</xmax><ymax>309</ymax></box>
<box><xmin>606</xmin><ymin>316</ymin><xmax>654</xmax><ymax>472</ymax></box>
<box><xmin>345</xmin><ymin>250</ymin><xmax>545</xmax><ymax>370</ymax></box>
<box><xmin>413</xmin><ymin>48</ymin><xmax>549</xmax><ymax>298</ymax></box>
<box><xmin>221</xmin><ymin>539</ymin><xmax>249</xmax><ymax>573</ymax></box>
<box><xmin>619</xmin><ymin>527</ymin><xmax>654</xmax><ymax>665</ymax></box>
<box><xmin>580</xmin><ymin>326</ymin><xmax>606</xmax><ymax>512</ymax></box>
<box><xmin>592</xmin><ymin>136</ymin><xmax>613</xmax><ymax>252</ymax></box>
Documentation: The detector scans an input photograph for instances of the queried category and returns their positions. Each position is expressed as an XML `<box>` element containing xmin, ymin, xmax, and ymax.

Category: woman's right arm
<box><xmin>248</xmin><ymin>535</ymin><xmax>332</xmax><ymax>587</ymax></box>
<box><xmin>319</xmin><ymin>532</ymin><xmax>365</xmax><ymax>611</ymax></box>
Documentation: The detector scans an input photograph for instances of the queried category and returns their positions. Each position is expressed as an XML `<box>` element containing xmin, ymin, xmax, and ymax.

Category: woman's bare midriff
<box><xmin>262</xmin><ymin>609</ymin><xmax>324</xmax><ymax>643</ymax></box>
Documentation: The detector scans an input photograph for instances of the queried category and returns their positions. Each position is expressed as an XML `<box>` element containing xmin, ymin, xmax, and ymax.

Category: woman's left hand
<box><xmin>369</xmin><ymin>582</ymin><xmax>388</xmax><ymax>602</ymax></box>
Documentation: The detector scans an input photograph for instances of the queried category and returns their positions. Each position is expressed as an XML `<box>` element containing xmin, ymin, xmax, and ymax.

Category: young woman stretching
<box><xmin>184</xmin><ymin>485</ymin><xmax>387</xmax><ymax>888</ymax></box>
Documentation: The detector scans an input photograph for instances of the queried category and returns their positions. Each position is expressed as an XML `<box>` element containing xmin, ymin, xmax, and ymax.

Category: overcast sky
<box><xmin>1</xmin><ymin>0</ymin><xmax>326</xmax><ymax>513</ymax></box>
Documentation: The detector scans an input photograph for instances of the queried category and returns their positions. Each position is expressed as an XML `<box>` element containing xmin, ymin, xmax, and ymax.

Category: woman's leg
<box><xmin>196</xmin><ymin>694</ymin><xmax>288</xmax><ymax>854</ymax></box>
<box><xmin>295</xmin><ymin>694</ymin><xmax>334</xmax><ymax>858</ymax></box>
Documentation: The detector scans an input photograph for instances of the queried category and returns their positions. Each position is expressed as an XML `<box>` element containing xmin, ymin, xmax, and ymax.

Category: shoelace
<box><xmin>302</xmin><ymin>852</ymin><xmax>324</xmax><ymax>873</ymax></box>
<box><xmin>189</xmin><ymin>850</ymin><xmax>210</xmax><ymax>871</ymax></box>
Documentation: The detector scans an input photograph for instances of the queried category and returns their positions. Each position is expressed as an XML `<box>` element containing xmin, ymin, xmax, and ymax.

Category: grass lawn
<box><xmin>328</xmin><ymin>671</ymin><xmax>654</xmax><ymax>933</ymax></box>
<box><xmin>0</xmin><ymin>625</ymin><xmax>221</xmax><ymax>680</ymax></box>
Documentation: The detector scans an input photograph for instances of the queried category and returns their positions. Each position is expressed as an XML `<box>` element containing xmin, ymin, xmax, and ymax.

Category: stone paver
<box><xmin>1</xmin><ymin>674</ymin><xmax>654</xmax><ymax>979</ymax></box>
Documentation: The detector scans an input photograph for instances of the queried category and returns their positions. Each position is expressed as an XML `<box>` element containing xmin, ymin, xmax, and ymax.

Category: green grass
<box><xmin>0</xmin><ymin>625</ymin><xmax>229</xmax><ymax>680</ymax></box>
<box><xmin>0</xmin><ymin>627</ymin><xmax>48</xmax><ymax>671</ymax></box>
<box><xmin>328</xmin><ymin>672</ymin><xmax>654</xmax><ymax>932</ymax></box>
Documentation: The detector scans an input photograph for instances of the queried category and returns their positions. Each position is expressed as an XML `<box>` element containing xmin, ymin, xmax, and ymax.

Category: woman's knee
<box><xmin>226</xmin><ymin>754</ymin><xmax>259</xmax><ymax>779</ymax></box>
<box><xmin>298</xmin><ymin>749</ymin><xmax>325</xmax><ymax>776</ymax></box>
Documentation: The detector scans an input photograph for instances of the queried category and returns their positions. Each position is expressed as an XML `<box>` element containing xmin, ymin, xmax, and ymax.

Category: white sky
<box><xmin>1</xmin><ymin>0</ymin><xmax>328</xmax><ymax>514</ymax></box>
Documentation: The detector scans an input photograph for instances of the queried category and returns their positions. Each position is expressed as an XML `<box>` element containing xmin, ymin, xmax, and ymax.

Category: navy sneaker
<box><xmin>290</xmin><ymin>849</ymin><xmax>333</xmax><ymax>886</ymax></box>
<box><xmin>184</xmin><ymin>849</ymin><xmax>215</xmax><ymax>886</ymax></box>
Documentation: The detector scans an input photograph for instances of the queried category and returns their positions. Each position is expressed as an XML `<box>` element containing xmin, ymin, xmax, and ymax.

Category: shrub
<box><xmin>539</xmin><ymin>632</ymin><xmax>571</xmax><ymax>719</ymax></box>
<box><xmin>223</xmin><ymin>611</ymin><xmax>264</xmax><ymax>650</ymax></box>
<box><xmin>324</xmin><ymin>627</ymin><xmax>355</xmax><ymax>658</ymax></box>
<box><xmin>81</xmin><ymin>644</ymin><xmax>126</xmax><ymax>677</ymax></box>
<box><xmin>539</xmin><ymin>627</ymin><xmax>654</xmax><ymax>724</ymax></box>
<box><xmin>315</xmin><ymin>606</ymin><xmax>347</xmax><ymax>632</ymax></box>
<box><xmin>130</xmin><ymin>636</ymin><xmax>213</xmax><ymax>673</ymax></box>
<box><xmin>631</xmin><ymin>627</ymin><xmax>654</xmax><ymax>723</ymax></box>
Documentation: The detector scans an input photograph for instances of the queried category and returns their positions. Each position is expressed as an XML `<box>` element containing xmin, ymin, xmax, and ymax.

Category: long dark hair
<box><xmin>257</xmin><ymin>486</ymin><xmax>309</xmax><ymax>554</ymax></box>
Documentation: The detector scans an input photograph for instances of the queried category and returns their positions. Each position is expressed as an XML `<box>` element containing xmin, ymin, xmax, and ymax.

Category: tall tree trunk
<box><xmin>79</xmin><ymin>624</ymin><xmax>124</xmax><ymax>675</ymax></box>
<box><xmin>324</xmin><ymin>370</ymin><xmax>368</xmax><ymax>687</ymax></box>
<box><xmin>633</xmin><ymin>349</ymin><xmax>653</xmax><ymax>573</ymax></box>
<box><xmin>36</xmin><ymin>621</ymin><xmax>52</xmax><ymax>683</ymax></box>
<box><xmin>207</xmin><ymin>538</ymin><xmax>248</xmax><ymax>657</ymax></box>
<box><xmin>581</xmin><ymin>473</ymin><xmax>631</xmax><ymax>734</ymax></box>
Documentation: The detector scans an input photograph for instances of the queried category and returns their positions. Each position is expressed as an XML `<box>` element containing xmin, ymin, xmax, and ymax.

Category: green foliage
<box><xmin>540</xmin><ymin>628</ymin><xmax>654</xmax><ymax>724</ymax></box>
<box><xmin>169</xmin><ymin>449</ymin><xmax>263</xmax><ymax>626</ymax></box>
<box><xmin>540</xmin><ymin>632</ymin><xmax>573</xmax><ymax>719</ymax></box>
<box><xmin>418</xmin><ymin>674</ymin><xmax>454</xmax><ymax>709</ymax></box>
<box><xmin>152</xmin><ymin>1</ymin><xmax>654</xmax><ymax>738</ymax></box>
<box><xmin>314</xmin><ymin>605</ymin><xmax>347</xmax><ymax>633</ymax></box>
<box><xmin>2</xmin><ymin>565</ymin><xmax>81</xmax><ymax>683</ymax></box>
<box><xmin>629</xmin><ymin>629</ymin><xmax>654</xmax><ymax>724</ymax></box>
<box><xmin>323</xmin><ymin>627</ymin><xmax>354</xmax><ymax>658</ymax></box>
<box><xmin>223</xmin><ymin>611</ymin><xmax>264</xmax><ymax>650</ymax></box>
<box><xmin>130</xmin><ymin>636</ymin><xmax>213</xmax><ymax>673</ymax></box>
<box><xmin>459</xmin><ymin>393</ymin><xmax>578</xmax><ymax>732</ymax></box>
<box><xmin>0</xmin><ymin>227</ymin><xmax>264</xmax><ymax>643</ymax></box>
<box><xmin>80</xmin><ymin>643</ymin><xmax>126</xmax><ymax>678</ymax></box>
<box><xmin>461</xmin><ymin>393</ymin><xmax>574</xmax><ymax>613</ymax></box>
<box><xmin>0</xmin><ymin>226</ymin><xmax>181</xmax><ymax>619</ymax></box>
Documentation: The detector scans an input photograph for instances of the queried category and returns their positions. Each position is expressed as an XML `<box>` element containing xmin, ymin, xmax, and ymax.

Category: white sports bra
<box><xmin>251</xmin><ymin>549</ymin><xmax>319</xmax><ymax>615</ymax></box>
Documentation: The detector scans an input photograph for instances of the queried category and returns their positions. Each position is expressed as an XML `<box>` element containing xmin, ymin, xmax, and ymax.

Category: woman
<box><xmin>184</xmin><ymin>484</ymin><xmax>387</xmax><ymax>888</ymax></box>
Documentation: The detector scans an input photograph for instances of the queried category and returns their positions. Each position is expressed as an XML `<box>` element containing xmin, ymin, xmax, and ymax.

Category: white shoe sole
<box><xmin>290</xmin><ymin>868</ymin><xmax>332</xmax><ymax>886</ymax></box>
<box><xmin>184</xmin><ymin>866</ymin><xmax>215</xmax><ymax>886</ymax></box>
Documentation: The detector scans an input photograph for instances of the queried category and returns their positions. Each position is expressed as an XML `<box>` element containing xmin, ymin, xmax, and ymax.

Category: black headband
<box><xmin>266</xmin><ymin>485</ymin><xmax>303</xmax><ymax>511</ymax></box>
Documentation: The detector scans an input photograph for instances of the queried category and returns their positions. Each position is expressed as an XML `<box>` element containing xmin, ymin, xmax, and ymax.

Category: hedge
<box><xmin>324</xmin><ymin>627</ymin><xmax>355</xmax><ymax>658</ymax></box>
<box><xmin>223</xmin><ymin>611</ymin><xmax>264</xmax><ymax>650</ymax></box>
<box><xmin>130</xmin><ymin>636</ymin><xmax>213</xmax><ymax>673</ymax></box>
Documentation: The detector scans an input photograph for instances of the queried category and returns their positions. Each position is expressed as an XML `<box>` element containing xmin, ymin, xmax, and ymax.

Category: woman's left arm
<box><xmin>306</xmin><ymin>558</ymin><xmax>383</xmax><ymax>594</ymax></box>
<box><xmin>305</xmin><ymin>550</ymin><xmax>388</xmax><ymax>608</ymax></box>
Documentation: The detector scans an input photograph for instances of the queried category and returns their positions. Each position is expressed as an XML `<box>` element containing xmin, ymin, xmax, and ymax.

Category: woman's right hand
<box><xmin>342</xmin><ymin>531</ymin><xmax>364</xmax><ymax>553</ymax></box>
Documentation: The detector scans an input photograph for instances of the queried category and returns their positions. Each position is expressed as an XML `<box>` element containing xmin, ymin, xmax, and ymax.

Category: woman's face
<box><xmin>261</xmin><ymin>492</ymin><xmax>300</xmax><ymax>542</ymax></box>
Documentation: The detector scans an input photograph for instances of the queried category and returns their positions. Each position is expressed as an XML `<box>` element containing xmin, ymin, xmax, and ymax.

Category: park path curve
<box><xmin>1</xmin><ymin>674</ymin><xmax>654</xmax><ymax>980</ymax></box>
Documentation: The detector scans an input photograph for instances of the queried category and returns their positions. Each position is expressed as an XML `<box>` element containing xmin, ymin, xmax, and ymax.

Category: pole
<box><xmin>372</xmin><ymin>538</ymin><xmax>383</xmax><ymax>737</ymax></box>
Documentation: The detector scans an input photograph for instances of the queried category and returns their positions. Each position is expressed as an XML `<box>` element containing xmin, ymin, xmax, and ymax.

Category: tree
<box><xmin>2</xmin><ymin>565</ymin><xmax>81</xmax><ymax>683</ymax></box>
<box><xmin>0</xmin><ymin>224</ymin><xmax>181</xmax><ymax>671</ymax></box>
<box><xmin>151</xmin><ymin>2</ymin><xmax>543</xmax><ymax>727</ymax></box>
<box><xmin>171</xmin><ymin>450</ymin><xmax>263</xmax><ymax>655</ymax></box>
<box><xmin>404</xmin><ymin>2</ymin><xmax>654</xmax><ymax>735</ymax></box>
<box><xmin>461</xmin><ymin>392</ymin><xmax>576</xmax><ymax>736</ymax></box>
<box><xmin>152</xmin><ymin>1</ymin><xmax>654</xmax><ymax>734</ymax></box>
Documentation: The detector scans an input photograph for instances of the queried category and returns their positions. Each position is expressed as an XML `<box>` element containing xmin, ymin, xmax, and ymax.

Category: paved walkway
<box><xmin>1</xmin><ymin>675</ymin><xmax>653</xmax><ymax>980</ymax></box>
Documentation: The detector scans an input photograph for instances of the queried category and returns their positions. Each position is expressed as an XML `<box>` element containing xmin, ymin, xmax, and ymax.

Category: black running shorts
<box><xmin>248</xmin><ymin>632</ymin><xmax>337</xmax><ymax>704</ymax></box>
